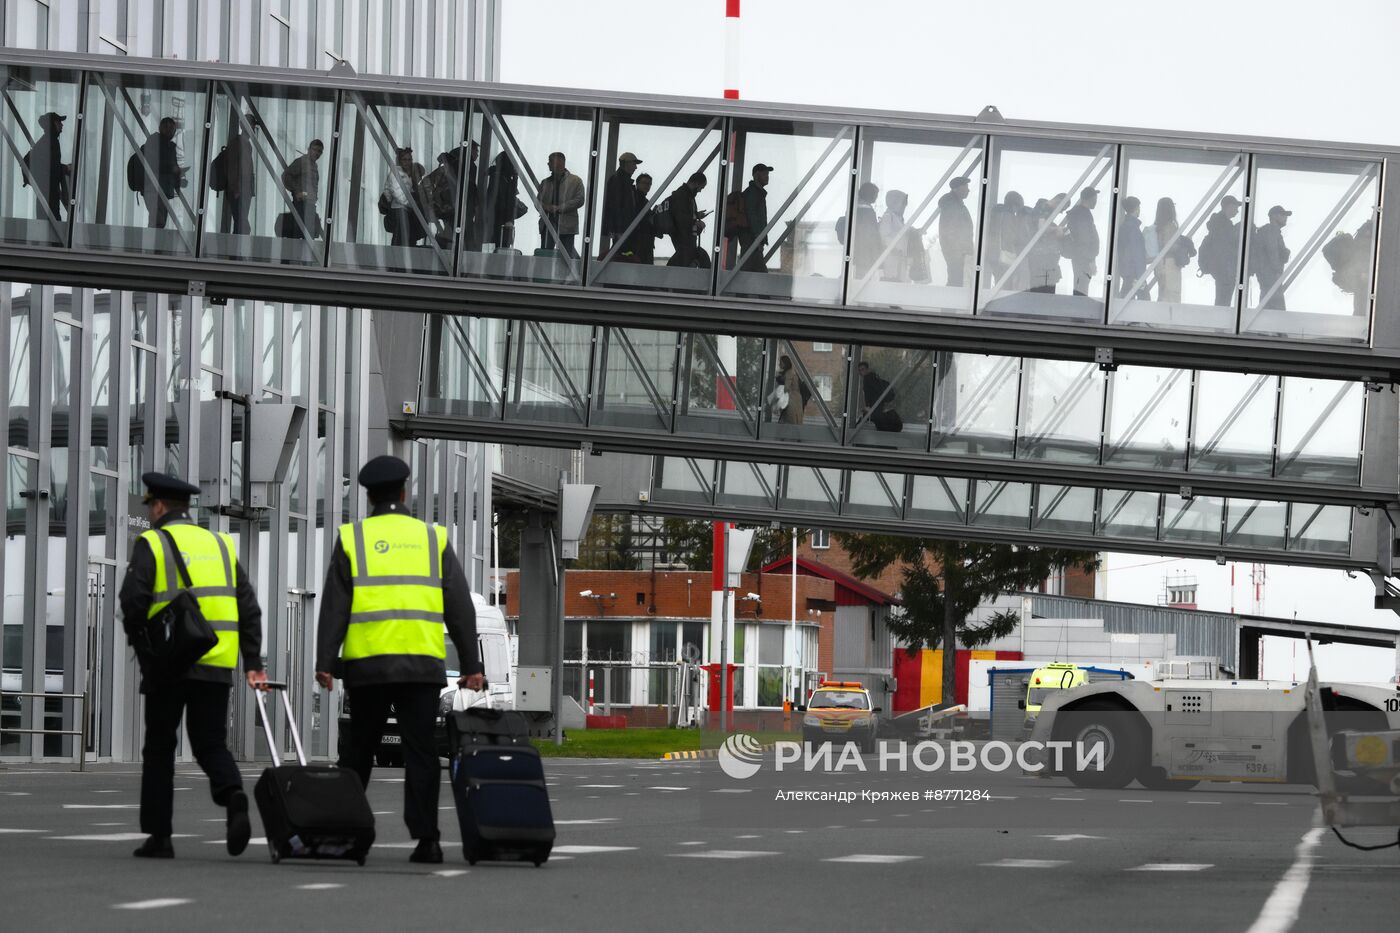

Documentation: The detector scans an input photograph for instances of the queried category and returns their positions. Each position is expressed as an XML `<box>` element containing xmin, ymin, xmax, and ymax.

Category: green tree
<box><xmin>837</xmin><ymin>534</ymin><xmax>1100</xmax><ymax>702</ymax></box>
<box><xmin>658</xmin><ymin>517</ymin><xmax>806</xmax><ymax>574</ymax></box>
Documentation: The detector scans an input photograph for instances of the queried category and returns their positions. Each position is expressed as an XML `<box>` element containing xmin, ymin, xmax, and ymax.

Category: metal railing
<box><xmin>0</xmin><ymin>690</ymin><xmax>89</xmax><ymax>771</ymax></box>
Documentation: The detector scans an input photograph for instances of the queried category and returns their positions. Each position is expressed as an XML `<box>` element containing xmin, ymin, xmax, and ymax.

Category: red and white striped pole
<box><xmin>588</xmin><ymin>670</ymin><xmax>595</xmax><ymax>714</ymax></box>
<box><xmin>713</xmin><ymin>0</ymin><xmax>742</xmax><ymax>721</ymax></box>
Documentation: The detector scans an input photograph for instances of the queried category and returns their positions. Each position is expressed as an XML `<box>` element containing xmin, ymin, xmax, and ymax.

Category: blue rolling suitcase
<box><xmin>448</xmin><ymin>709</ymin><xmax>554</xmax><ymax>866</ymax></box>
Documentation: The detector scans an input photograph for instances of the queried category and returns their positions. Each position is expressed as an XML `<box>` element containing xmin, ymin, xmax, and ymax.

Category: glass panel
<box><xmin>845</xmin><ymin>128</ymin><xmax>983</xmax><ymax>314</ymax></box>
<box><xmin>423</xmin><ymin>315</ymin><xmax>504</xmax><ymax>419</ymax></box>
<box><xmin>652</xmin><ymin>457</ymin><xmax>714</xmax><ymax>506</ymax></box>
<box><xmin>1103</xmin><ymin>366</ymin><xmax>1190</xmax><ymax>471</ymax></box>
<box><xmin>716</xmin><ymin>461</ymin><xmax>777</xmax><ymax>510</ymax></box>
<box><xmin>1098</xmin><ymin>489</ymin><xmax>1160</xmax><ymax>540</ymax></box>
<box><xmin>590</xmin><ymin>327</ymin><xmax>676</xmax><ymax>431</ymax></box>
<box><xmin>674</xmin><ymin>334</ymin><xmax>764</xmax><ymax>439</ymax></box>
<box><xmin>978</xmin><ymin>137</ymin><xmax>1114</xmax><ymax>323</ymax></box>
<box><xmin>1033</xmin><ymin>485</ymin><xmax>1095</xmax><ymax>536</ymax></box>
<box><xmin>1190</xmin><ymin>371</ymin><xmax>1277</xmax><ymax>477</ymax></box>
<box><xmin>758</xmin><ymin>667</ymin><xmax>784</xmax><ymax>707</ymax></box>
<box><xmin>1223</xmin><ymin>499</ymin><xmax>1286</xmax><ymax>551</ymax></box>
<box><xmin>931</xmin><ymin>352</ymin><xmax>1018</xmax><ymax>458</ymax></box>
<box><xmin>201</xmin><ymin>80</ymin><xmax>336</xmax><ymax>266</ymax></box>
<box><xmin>762</xmin><ymin>339</ymin><xmax>845</xmax><ymax>446</ymax></box>
<box><xmin>1242</xmin><ymin>156</ymin><xmax>1378</xmax><ymax>343</ymax></box>
<box><xmin>506</xmin><ymin>321</ymin><xmax>590</xmax><ymax>424</ymax></box>
<box><xmin>329</xmin><ymin>91</ymin><xmax>465</xmax><ymax>275</ymax></box>
<box><xmin>1109</xmin><ymin>146</ymin><xmax>1246</xmax><ymax>333</ymax></box>
<box><xmin>462</xmin><ymin>99</ymin><xmax>592</xmax><ymax>286</ymax></box>
<box><xmin>906</xmin><ymin>475</ymin><xmax>967</xmax><ymax>525</ymax></box>
<box><xmin>758</xmin><ymin>626</ymin><xmax>784</xmax><ymax>665</ymax></box>
<box><xmin>1017</xmin><ymin>359</ymin><xmax>1103</xmax><ymax>463</ymax></box>
<box><xmin>971</xmin><ymin>480</ymin><xmax>1031</xmax><ymax>529</ymax></box>
<box><xmin>91</xmin><ymin>291</ymin><xmax>113</xmax><ymax>469</ymax></box>
<box><xmin>0</xmin><ymin>66</ymin><xmax>80</xmax><ymax>246</ymax></box>
<box><xmin>1161</xmin><ymin>494</ymin><xmax>1223</xmax><ymax>544</ymax></box>
<box><xmin>844</xmin><ymin>471</ymin><xmax>903</xmax><ymax>519</ymax></box>
<box><xmin>7</xmin><ymin>284</ymin><xmax>33</xmax><ymax>450</ymax></box>
<box><xmin>1275</xmin><ymin>377</ymin><xmax>1363</xmax><ymax>484</ymax></box>
<box><xmin>589</xmin><ymin>109</ymin><xmax>722</xmax><ymax>294</ymax></box>
<box><xmin>1287</xmin><ymin>503</ymin><xmax>1351</xmax><ymax>555</ymax></box>
<box><xmin>717</xmin><ymin>118</ymin><xmax>855</xmax><ymax>305</ymax></box>
<box><xmin>781</xmin><ymin>466</ymin><xmax>840</xmax><ymax>514</ymax></box>
<box><xmin>850</xmin><ymin>346</ymin><xmax>932</xmax><ymax>451</ymax></box>
<box><xmin>73</xmin><ymin>73</ymin><xmax>207</xmax><ymax>256</ymax></box>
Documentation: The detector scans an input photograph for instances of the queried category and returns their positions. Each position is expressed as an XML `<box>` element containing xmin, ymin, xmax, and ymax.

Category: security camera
<box><xmin>743</xmin><ymin>592</ymin><xmax>762</xmax><ymax>601</ymax></box>
<box><xmin>578</xmin><ymin>589</ymin><xmax>593</xmax><ymax>597</ymax></box>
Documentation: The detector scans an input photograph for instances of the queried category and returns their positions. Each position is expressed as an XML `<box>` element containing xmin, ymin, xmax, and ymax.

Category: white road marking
<box><xmin>0</xmin><ymin>792</ymin><xmax>32</xmax><ymax>796</ymax></box>
<box><xmin>671</xmin><ymin>850</ymin><xmax>780</xmax><ymax>859</ymax></box>
<box><xmin>1244</xmin><ymin>825</ymin><xmax>1326</xmax><ymax>933</ymax></box>
<box><xmin>433</xmin><ymin>870</ymin><xmax>469</xmax><ymax>877</ymax></box>
<box><xmin>1254</xmin><ymin>802</ymin><xmax>1290</xmax><ymax>806</ymax></box>
<box><xmin>825</xmin><ymin>854</ymin><xmax>921</xmax><ymax>864</ymax></box>
<box><xmin>1036</xmin><ymin>834</ymin><xmax>1104</xmax><ymax>842</ymax></box>
<box><xmin>981</xmin><ymin>859</ymin><xmax>1069</xmax><ymax>868</ymax></box>
<box><xmin>0</xmin><ymin>828</ymin><xmax>48</xmax><ymax>833</ymax></box>
<box><xmin>52</xmin><ymin>833</ymin><xmax>195</xmax><ymax>841</ymax></box>
<box><xmin>988</xmin><ymin>796</ymin><xmax>1018</xmax><ymax>800</ymax></box>
<box><xmin>62</xmin><ymin>804</ymin><xmax>138</xmax><ymax>809</ymax></box>
<box><xmin>93</xmin><ymin>790</ymin><xmax>122</xmax><ymax>794</ymax></box>
<box><xmin>93</xmin><ymin>822</ymin><xmax>127</xmax><ymax>827</ymax></box>
<box><xmin>204</xmin><ymin>837</ymin><xmax>267</xmax><ymax>846</ymax></box>
<box><xmin>1119</xmin><ymin>799</ymin><xmax>1153</xmax><ymax>804</ymax></box>
<box><xmin>783</xmin><ymin>830</ymin><xmax>805</xmax><ymax>834</ymax></box>
<box><xmin>555</xmin><ymin>818</ymin><xmax>619</xmax><ymax>825</ymax></box>
<box><xmin>735</xmin><ymin>834</ymin><xmax>761</xmax><ymax>839</ymax></box>
<box><xmin>1050</xmin><ymin>797</ymin><xmax>1084</xmax><ymax>802</ymax></box>
<box><xmin>551</xmin><ymin>845</ymin><xmax>637</xmax><ymax>854</ymax></box>
<box><xmin>1129</xmin><ymin>863</ymin><xmax>1214</xmax><ymax>872</ymax></box>
<box><xmin>1188</xmin><ymin>801</ymin><xmax>1222</xmax><ymax>805</ymax></box>
<box><xmin>296</xmin><ymin>883</ymin><xmax>344</xmax><ymax>890</ymax></box>
<box><xmin>710</xmin><ymin>789</ymin><xmax>751</xmax><ymax>794</ymax></box>
<box><xmin>579</xmin><ymin>784</ymin><xmax>624</xmax><ymax>788</ymax></box>
<box><xmin>648</xmin><ymin>786</ymin><xmax>689</xmax><ymax>791</ymax></box>
<box><xmin>676</xmin><ymin>841</ymin><xmax>706</xmax><ymax>846</ymax></box>
<box><xmin>624</xmin><ymin>792</ymin><xmax>639</xmax><ymax>796</ymax></box>
<box><xmin>113</xmin><ymin>899</ymin><xmax>192</xmax><ymax>910</ymax></box>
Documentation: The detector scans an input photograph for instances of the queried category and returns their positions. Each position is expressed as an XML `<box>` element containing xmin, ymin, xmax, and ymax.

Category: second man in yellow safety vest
<box><xmin>315</xmin><ymin>455</ymin><xmax>485</xmax><ymax>864</ymax></box>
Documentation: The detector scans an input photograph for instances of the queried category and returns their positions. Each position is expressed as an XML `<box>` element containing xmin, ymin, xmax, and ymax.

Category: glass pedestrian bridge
<box><xmin>1</xmin><ymin>50</ymin><xmax>1400</xmax><ymax>382</ymax></box>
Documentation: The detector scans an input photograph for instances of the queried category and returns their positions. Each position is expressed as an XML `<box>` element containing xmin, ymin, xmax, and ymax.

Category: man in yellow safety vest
<box><xmin>119</xmin><ymin>472</ymin><xmax>267</xmax><ymax>859</ymax></box>
<box><xmin>315</xmin><ymin>455</ymin><xmax>485</xmax><ymax>865</ymax></box>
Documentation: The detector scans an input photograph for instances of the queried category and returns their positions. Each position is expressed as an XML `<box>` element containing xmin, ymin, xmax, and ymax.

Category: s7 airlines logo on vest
<box><xmin>373</xmin><ymin>540</ymin><xmax>424</xmax><ymax>554</ymax></box>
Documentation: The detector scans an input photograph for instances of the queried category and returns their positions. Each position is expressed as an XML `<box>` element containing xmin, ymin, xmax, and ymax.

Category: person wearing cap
<box><xmin>601</xmin><ymin>151</ymin><xmax>643</xmax><ymax>258</ymax></box>
<box><xmin>938</xmin><ymin>176</ymin><xmax>976</xmax><ymax>287</ymax></box>
<box><xmin>737</xmin><ymin>163</ymin><xmax>772</xmax><ymax>272</ymax></box>
<box><xmin>539</xmin><ymin>151</ymin><xmax>585</xmax><ymax>259</ymax></box>
<box><xmin>315</xmin><ymin>455</ymin><xmax>485</xmax><ymax>865</ymax></box>
<box><xmin>1252</xmin><ymin>205</ymin><xmax>1292</xmax><ymax>310</ymax></box>
<box><xmin>1199</xmin><ymin>195</ymin><xmax>1243</xmax><ymax>307</ymax></box>
<box><xmin>1063</xmin><ymin>187</ymin><xmax>1101</xmax><ymax>296</ymax></box>
<box><xmin>118</xmin><ymin>472</ymin><xmax>266</xmax><ymax>860</ymax></box>
<box><xmin>21</xmin><ymin>112</ymin><xmax>71</xmax><ymax>224</ymax></box>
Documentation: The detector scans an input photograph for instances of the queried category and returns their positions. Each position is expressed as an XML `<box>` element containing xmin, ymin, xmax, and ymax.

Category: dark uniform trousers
<box><xmin>341</xmin><ymin>682</ymin><xmax>442</xmax><ymax>841</ymax></box>
<box><xmin>141</xmin><ymin>680</ymin><xmax>244</xmax><ymax>836</ymax></box>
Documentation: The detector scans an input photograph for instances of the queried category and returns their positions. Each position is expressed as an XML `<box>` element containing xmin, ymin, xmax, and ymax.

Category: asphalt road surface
<box><xmin>1</xmin><ymin>746</ymin><xmax>1397</xmax><ymax>932</ymax></box>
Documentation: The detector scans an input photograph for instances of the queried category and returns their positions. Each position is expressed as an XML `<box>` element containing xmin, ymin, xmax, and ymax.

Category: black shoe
<box><xmin>225</xmin><ymin>791</ymin><xmax>251</xmax><ymax>857</ymax></box>
<box><xmin>133</xmin><ymin>836</ymin><xmax>174</xmax><ymax>859</ymax></box>
<box><xmin>409</xmin><ymin>839</ymin><xmax>443</xmax><ymax>864</ymax></box>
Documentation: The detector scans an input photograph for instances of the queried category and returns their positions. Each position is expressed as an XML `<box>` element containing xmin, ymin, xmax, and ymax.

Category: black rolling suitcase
<box><xmin>253</xmin><ymin>681</ymin><xmax>376</xmax><ymax>865</ymax></box>
<box><xmin>448</xmin><ymin>708</ymin><xmax>555</xmax><ymax>866</ymax></box>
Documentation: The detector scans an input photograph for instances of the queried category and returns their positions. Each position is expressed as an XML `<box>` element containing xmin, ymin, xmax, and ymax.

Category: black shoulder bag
<box><xmin>147</xmin><ymin>529</ymin><xmax>220</xmax><ymax>683</ymax></box>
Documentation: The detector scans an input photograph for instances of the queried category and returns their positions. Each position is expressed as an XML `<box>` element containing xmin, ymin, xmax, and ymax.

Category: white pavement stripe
<box><xmin>671</xmin><ymin>850</ymin><xmax>779</xmax><ymax>859</ymax></box>
<box><xmin>296</xmin><ymin>883</ymin><xmax>344</xmax><ymax>890</ymax></box>
<box><xmin>1129</xmin><ymin>863</ymin><xmax>1214</xmax><ymax>872</ymax></box>
<box><xmin>1254</xmin><ymin>802</ymin><xmax>1290</xmax><ymax>806</ymax></box>
<box><xmin>52</xmin><ymin>833</ymin><xmax>196</xmax><ymax>841</ymax></box>
<box><xmin>204</xmin><ymin>837</ymin><xmax>267</xmax><ymax>846</ymax></box>
<box><xmin>113</xmin><ymin>899</ymin><xmax>192</xmax><ymax>910</ymax></box>
<box><xmin>551</xmin><ymin>845</ymin><xmax>637</xmax><ymax>854</ymax></box>
<box><xmin>555</xmin><ymin>818</ymin><xmax>619</xmax><ymax>825</ymax></box>
<box><xmin>988</xmin><ymin>795</ymin><xmax>1018</xmax><ymax>800</ymax></box>
<box><xmin>981</xmin><ymin>859</ymin><xmax>1069</xmax><ymax>869</ymax></box>
<box><xmin>0</xmin><ymin>792</ymin><xmax>32</xmax><ymax>796</ymax></box>
<box><xmin>676</xmin><ymin>841</ymin><xmax>706</xmax><ymax>846</ymax></box>
<box><xmin>710</xmin><ymin>789</ymin><xmax>751</xmax><ymax>794</ymax></box>
<box><xmin>648</xmin><ymin>786</ymin><xmax>689</xmax><ymax>791</ymax></box>
<box><xmin>433</xmin><ymin>870</ymin><xmax>469</xmax><ymax>877</ymax></box>
<box><xmin>1188</xmin><ymin>801</ymin><xmax>1223</xmax><ymax>805</ymax></box>
<box><xmin>1050</xmin><ymin>797</ymin><xmax>1084</xmax><ymax>801</ymax></box>
<box><xmin>578</xmin><ymin>784</ymin><xmax>623</xmax><ymax>788</ymax></box>
<box><xmin>1245</xmin><ymin>825</ymin><xmax>1326</xmax><ymax>933</ymax></box>
<box><xmin>735</xmin><ymin>834</ymin><xmax>761</xmax><ymax>839</ymax></box>
<box><xmin>1119</xmin><ymin>799</ymin><xmax>1153</xmax><ymax>804</ymax></box>
<box><xmin>0</xmin><ymin>828</ymin><xmax>48</xmax><ymax>833</ymax></box>
<box><xmin>825</xmin><ymin>854</ymin><xmax>922</xmax><ymax>864</ymax></box>
<box><xmin>62</xmin><ymin>804</ymin><xmax>139</xmax><ymax>809</ymax></box>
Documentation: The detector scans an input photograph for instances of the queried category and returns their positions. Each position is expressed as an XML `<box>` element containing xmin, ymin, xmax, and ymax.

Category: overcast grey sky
<box><xmin>499</xmin><ymin>0</ymin><xmax>1400</xmax><ymax>680</ymax></box>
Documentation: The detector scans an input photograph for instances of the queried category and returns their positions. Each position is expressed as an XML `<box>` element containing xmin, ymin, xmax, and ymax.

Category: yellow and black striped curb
<box><xmin>661</xmin><ymin>744</ymin><xmax>775</xmax><ymax>761</ymax></box>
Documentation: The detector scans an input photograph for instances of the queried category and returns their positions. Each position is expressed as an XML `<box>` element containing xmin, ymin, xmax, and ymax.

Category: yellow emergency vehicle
<box><xmin>802</xmin><ymin>681</ymin><xmax>880</xmax><ymax>753</ymax></box>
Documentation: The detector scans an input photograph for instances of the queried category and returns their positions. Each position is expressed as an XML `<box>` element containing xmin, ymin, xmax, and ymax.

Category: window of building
<box><xmin>813</xmin><ymin>374</ymin><xmax>833</xmax><ymax>402</ymax></box>
<box><xmin>811</xmin><ymin>529</ymin><xmax>831</xmax><ymax>549</ymax></box>
<box><xmin>812</xmin><ymin>341</ymin><xmax>833</xmax><ymax>352</ymax></box>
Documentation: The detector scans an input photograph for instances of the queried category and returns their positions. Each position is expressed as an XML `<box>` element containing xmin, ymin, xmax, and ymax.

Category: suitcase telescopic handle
<box><xmin>254</xmin><ymin>683</ymin><xmax>309</xmax><ymax>768</ymax></box>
